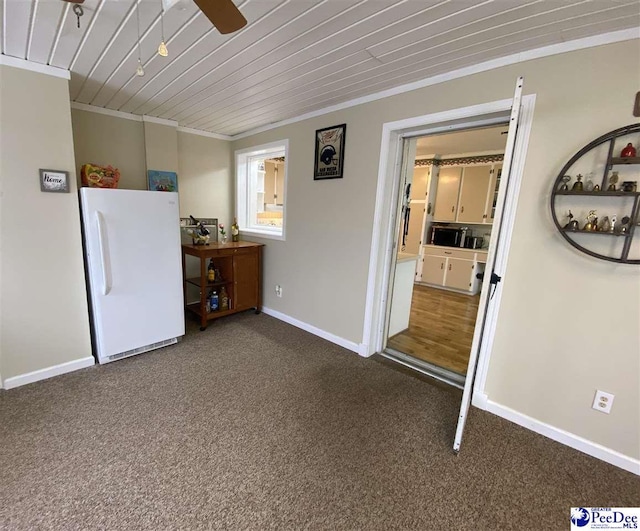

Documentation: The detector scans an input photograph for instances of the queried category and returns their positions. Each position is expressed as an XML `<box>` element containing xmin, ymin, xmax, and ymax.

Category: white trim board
<box><xmin>71</xmin><ymin>102</ymin><xmax>143</xmax><ymax>122</ymax></box>
<box><xmin>0</xmin><ymin>55</ymin><xmax>70</xmax><ymax>79</ymax></box>
<box><xmin>177</xmin><ymin>126</ymin><xmax>233</xmax><ymax>141</ymax></box>
<box><xmin>261</xmin><ymin>306</ymin><xmax>362</xmax><ymax>355</ymax></box>
<box><xmin>143</xmin><ymin>115</ymin><xmax>178</xmax><ymax>128</ymax></box>
<box><xmin>484</xmin><ymin>398</ymin><xmax>640</xmax><ymax>476</ymax></box>
<box><xmin>2</xmin><ymin>357</ymin><xmax>95</xmax><ymax>390</ymax></box>
<box><xmin>232</xmin><ymin>28</ymin><xmax>638</xmax><ymax>140</ymax></box>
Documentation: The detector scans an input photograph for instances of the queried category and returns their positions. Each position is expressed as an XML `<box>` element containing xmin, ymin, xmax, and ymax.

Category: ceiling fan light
<box><xmin>136</xmin><ymin>59</ymin><xmax>145</xmax><ymax>77</ymax></box>
<box><xmin>158</xmin><ymin>41</ymin><xmax>169</xmax><ymax>57</ymax></box>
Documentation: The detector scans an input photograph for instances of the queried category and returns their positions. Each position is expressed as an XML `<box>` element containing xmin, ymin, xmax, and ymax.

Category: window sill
<box><xmin>241</xmin><ymin>228</ymin><xmax>285</xmax><ymax>241</ymax></box>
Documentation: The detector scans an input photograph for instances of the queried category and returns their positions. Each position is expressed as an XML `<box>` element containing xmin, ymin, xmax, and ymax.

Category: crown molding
<box><xmin>142</xmin><ymin>115</ymin><xmax>179</xmax><ymax>127</ymax></box>
<box><xmin>71</xmin><ymin>102</ymin><xmax>143</xmax><ymax>122</ymax></box>
<box><xmin>0</xmin><ymin>55</ymin><xmax>70</xmax><ymax>80</ymax></box>
<box><xmin>231</xmin><ymin>28</ymin><xmax>640</xmax><ymax>140</ymax></box>
<box><xmin>177</xmin><ymin>126</ymin><xmax>233</xmax><ymax>141</ymax></box>
<box><xmin>70</xmin><ymin>102</ymin><xmax>233</xmax><ymax>140</ymax></box>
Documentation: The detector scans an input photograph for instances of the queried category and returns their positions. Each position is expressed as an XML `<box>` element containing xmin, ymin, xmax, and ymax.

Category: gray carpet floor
<box><xmin>1</xmin><ymin>312</ymin><xmax>638</xmax><ymax>530</ymax></box>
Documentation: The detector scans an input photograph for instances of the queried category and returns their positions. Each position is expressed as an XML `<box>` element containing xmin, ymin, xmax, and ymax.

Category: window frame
<box><xmin>235</xmin><ymin>139</ymin><xmax>288</xmax><ymax>241</ymax></box>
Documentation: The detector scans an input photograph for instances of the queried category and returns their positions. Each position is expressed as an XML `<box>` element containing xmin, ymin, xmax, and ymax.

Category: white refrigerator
<box><xmin>80</xmin><ymin>188</ymin><xmax>185</xmax><ymax>364</ymax></box>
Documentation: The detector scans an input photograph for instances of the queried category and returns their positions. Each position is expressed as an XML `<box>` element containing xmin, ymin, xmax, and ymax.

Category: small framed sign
<box><xmin>314</xmin><ymin>124</ymin><xmax>346</xmax><ymax>180</ymax></box>
<box><xmin>39</xmin><ymin>169</ymin><xmax>70</xmax><ymax>193</ymax></box>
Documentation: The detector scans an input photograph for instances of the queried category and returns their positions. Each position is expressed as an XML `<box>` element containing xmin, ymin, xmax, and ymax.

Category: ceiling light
<box><xmin>158</xmin><ymin>0</ymin><xmax>168</xmax><ymax>57</ymax></box>
<box><xmin>158</xmin><ymin>40</ymin><xmax>168</xmax><ymax>57</ymax></box>
<box><xmin>135</xmin><ymin>0</ymin><xmax>145</xmax><ymax>76</ymax></box>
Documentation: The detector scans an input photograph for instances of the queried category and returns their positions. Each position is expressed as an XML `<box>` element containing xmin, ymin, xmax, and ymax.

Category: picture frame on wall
<box><xmin>314</xmin><ymin>124</ymin><xmax>346</xmax><ymax>180</ymax></box>
<box><xmin>39</xmin><ymin>169</ymin><xmax>70</xmax><ymax>193</ymax></box>
<box><xmin>147</xmin><ymin>170</ymin><xmax>178</xmax><ymax>192</ymax></box>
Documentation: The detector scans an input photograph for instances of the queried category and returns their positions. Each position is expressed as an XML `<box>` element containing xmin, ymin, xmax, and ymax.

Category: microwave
<box><xmin>430</xmin><ymin>225</ymin><xmax>468</xmax><ymax>247</ymax></box>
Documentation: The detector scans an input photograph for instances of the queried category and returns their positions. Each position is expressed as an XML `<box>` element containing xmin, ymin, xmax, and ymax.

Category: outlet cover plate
<box><xmin>592</xmin><ymin>390</ymin><xmax>614</xmax><ymax>414</ymax></box>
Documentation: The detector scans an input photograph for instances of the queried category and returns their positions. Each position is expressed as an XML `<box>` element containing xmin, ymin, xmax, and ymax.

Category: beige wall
<box><xmin>145</xmin><ymin>121</ymin><xmax>178</xmax><ymax>175</ymax></box>
<box><xmin>0</xmin><ymin>66</ymin><xmax>92</xmax><ymax>381</ymax></box>
<box><xmin>233</xmin><ymin>40</ymin><xmax>640</xmax><ymax>460</ymax></box>
<box><xmin>71</xmin><ymin>109</ymin><xmax>146</xmax><ymax>190</ymax></box>
<box><xmin>177</xmin><ymin>131</ymin><xmax>232</xmax><ymax>227</ymax></box>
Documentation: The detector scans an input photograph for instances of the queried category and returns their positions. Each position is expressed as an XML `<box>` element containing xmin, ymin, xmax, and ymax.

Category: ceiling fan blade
<box><xmin>61</xmin><ymin>0</ymin><xmax>85</xmax><ymax>3</ymax></box>
<box><xmin>194</xmin><ymin>0</ymin><xmax>247</xmax><ymax>34</ymax></box>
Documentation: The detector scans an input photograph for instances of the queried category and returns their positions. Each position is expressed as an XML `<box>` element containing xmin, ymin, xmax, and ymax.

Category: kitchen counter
<box><xmin>389</xmin><ymin>253</ymin><xmax>419</xmax><ymax>337</ymax></box>
<box><xmin>396</xmin><ymin>252</ymin><xmax>420</xmax><ymax>263</ymax></box>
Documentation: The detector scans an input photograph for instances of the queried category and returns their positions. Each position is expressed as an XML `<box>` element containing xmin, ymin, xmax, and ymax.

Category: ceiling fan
<box><xmin>62</xmin><ymin>0</ymin><xmax>247</xmax><ymax>35</ymax></box>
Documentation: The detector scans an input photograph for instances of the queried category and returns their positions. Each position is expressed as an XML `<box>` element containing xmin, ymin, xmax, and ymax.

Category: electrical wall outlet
<box><xmin>275</xmin><ymin>285</ymin><xmax>282</xmax><ymax>297</ymax></box>
<box><xmin>592</xmin><ymin>390</ymin><xmax>614</xmax><ymax>414</ymax></box>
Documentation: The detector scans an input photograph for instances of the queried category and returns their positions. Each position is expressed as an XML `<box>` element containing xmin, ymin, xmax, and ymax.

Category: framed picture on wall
<box><xmin>147</xmin><ymin>170</ymin><xmax>178</xmax><ymax>192</ymax></box>
<box><xmin>39</xmin><ymin>169</ymin><xmax>70</xmax><ymax>193</ymax></box>
<box><xmin>314</xmin><ymin>124</ymin><xmax>346</xmax><ymax>180</ymax></box>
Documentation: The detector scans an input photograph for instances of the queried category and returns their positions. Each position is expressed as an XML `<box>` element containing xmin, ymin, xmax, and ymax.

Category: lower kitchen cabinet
<box><xmin>444</xmin><ymin>258</ymin><xmax>475</xmax><ymax>291</ymax></box>
<box><xmin>418</xmin><ymin>245</ymin><xmax>483</xmax><ymax>294</ymax></box>
<box><xmin>421</xmin><ymin>255</ymin><xmax>446</xmax><ymax>285</ymax></box>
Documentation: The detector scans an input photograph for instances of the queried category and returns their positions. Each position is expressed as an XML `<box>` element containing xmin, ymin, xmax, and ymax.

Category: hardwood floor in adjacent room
<box><xmin>387</xmin><ymin>284</ymin><xmax>480</xmax><ymax>375</ymax></box>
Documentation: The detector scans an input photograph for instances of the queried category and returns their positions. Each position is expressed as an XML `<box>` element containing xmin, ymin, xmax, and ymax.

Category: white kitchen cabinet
<box><xmin>431</xmin><ymin>162</ymin><xmax>502</xmax><ymax>225</ymax></box>
<box><xmin>433</xmin><ymin>167</ymin><xmax>461</xmax><ymax>221</ymax></box>
<box><xmin>421</xmin><ymin>254</ymin><xmax>446</xmax><ymax>285</ymax></box>
<box><xmin>418</xmin><ymin>245</ymin><xmax>482</xmax><ymax>294</ymax></box>
<box><xmin>457</xmin><ymin>166</ymin><xmax>492</xmax><ymax>223</ymax></box>
<box><xmin>444</xmin><ymin>258</ymin><xmax>475</xmax><ymax>291</ymax></box>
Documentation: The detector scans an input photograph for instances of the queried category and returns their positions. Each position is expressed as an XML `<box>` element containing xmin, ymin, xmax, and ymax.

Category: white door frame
<box><xmin>360</xmin><ymin>94</ymin><xmax>536</xmax><ymax>407</ymax></box>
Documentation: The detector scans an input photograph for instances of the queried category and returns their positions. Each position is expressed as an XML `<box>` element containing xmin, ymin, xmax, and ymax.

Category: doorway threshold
<box><xmin>381</xmin><ymin>348</ymin><xmax>465</xmax><ymax>389</ymax></box>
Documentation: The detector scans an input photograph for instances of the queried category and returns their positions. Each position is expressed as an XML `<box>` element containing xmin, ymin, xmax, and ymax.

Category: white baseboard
<box><xmin>484</xmin><ymin>399</ymin><xmax>640</xmax><ymax>476</ymax></box>
<box><xmin>472</xmin><ymin>391</ymin><xmax>489</xmax><ymax>409</ymax></box>
<box><xmin>2</xmin><ymin>357</ymin><xmax>95</xmax><ymax>390</ymax></box>
<box><xmin>261</xmin><ymin>306</ymin><xmax>362</xmax><ymax>354</ymax></box>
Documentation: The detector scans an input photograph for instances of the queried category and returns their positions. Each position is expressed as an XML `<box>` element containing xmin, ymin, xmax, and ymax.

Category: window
<box><xmin>236</xmin><ymin>140</ymin><xmax>288</xmax><ymax>240</ymax></box>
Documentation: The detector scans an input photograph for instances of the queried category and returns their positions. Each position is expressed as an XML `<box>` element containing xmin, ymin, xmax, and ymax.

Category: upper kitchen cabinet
<box><xmin>457</xmin><ymin>165</ymin><xmax>492</xmax><ymax>223</ymax></box>
<box><xmin>410</xmin><ymin>166</ymin><xmax>431</xmax><ymax>200</ymax></box>
<box><xmin>433</xmin><ymin>167</ymin><xmax>462</xmax><ymax>221</ymax></box>
<box><xmin>432</xmin><ymin>161</ymin><xmax>502</xmax><ymax>224</ymax></box>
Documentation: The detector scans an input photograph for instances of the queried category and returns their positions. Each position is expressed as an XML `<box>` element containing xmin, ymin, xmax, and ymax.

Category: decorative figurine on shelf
<box><xmin>564</xmin><ymin>210</ymin><xmax>578</xmax><ymax>230</ymax></box>
<box><xmin>621</xmin><ymin>181</ymin><xmax>638</xmax><ymax>192</ymax></box>
<box><xmin>609</xmin><ymin>215</ymin><xmax>617</xmax><ymax>233</ymax></box>
<box><xmin>593</xmin><ymin>184</ymin><xmax>601</xmax><ymax>192</ymax></box>
<box><xmin>619</xmin><ymin>216</ymin><xmax>630</xmax><ymax>234</ymax></box>
<box><xmin>187</xmin><ymin>215</ymin><xmax>210</xmax><ymax>245</ymax></box>
<box><xmin>585</xmin><ymin>173</ymin><xmax>595</xmax><ymax>192</ymax></box>
<box><xmin>571</xmin><ymin>174</ymin><xmax>584</xmax><ymax>191</ymax></box>
<box><xmin>559</xmin><ymin>175</ymin><xmax>571</xmax><ymax>191</ymax></box>
<box><xmin>599</xmin><ymin>216</ymin><xmax>611</xmax><ymax>233</ymax></box>
<box><xmin>608</xmin><ymin>171</ymin><xmax>619</xmax><ymax>191</ymax></box>
<box><xmin>621</xmin><ymin>142</ymin><xmax>636</xmax><ymax>158</ymax></box>
<box><xmin>582</xmin><ymin>210</ymin><xmax>597</xmax><ymax>231</ymax></box>
<box><xmin>219</xmin><ymin>223</ymin><xmax>227</xmax><ymax>244</ymax></box>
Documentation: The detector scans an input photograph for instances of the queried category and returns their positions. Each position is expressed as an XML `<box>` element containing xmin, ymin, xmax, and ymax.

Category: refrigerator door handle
<box><xmin>95</xmin><ymin>211</ymin><xmax>111</xmax><ymax>296</ymax></box>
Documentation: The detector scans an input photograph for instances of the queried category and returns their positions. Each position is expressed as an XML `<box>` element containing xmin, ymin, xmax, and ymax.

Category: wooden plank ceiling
<box><xmin>2</xmin><ymin>0</ymin><xmax>639</xmax><ymax>136</ymax></box>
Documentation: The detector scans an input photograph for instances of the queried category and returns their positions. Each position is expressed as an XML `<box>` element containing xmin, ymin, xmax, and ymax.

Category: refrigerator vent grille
<box><xmin>108</xmin><ymin>338</ymin><xmax>178</xmax><ymax>361</ymax></box>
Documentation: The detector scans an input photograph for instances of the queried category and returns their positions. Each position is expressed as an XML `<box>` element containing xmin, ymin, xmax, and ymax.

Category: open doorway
<box><xmin>386</xmin><ymin>125</ymin><xmax>508</xmax><ymax>386</ymax></box>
